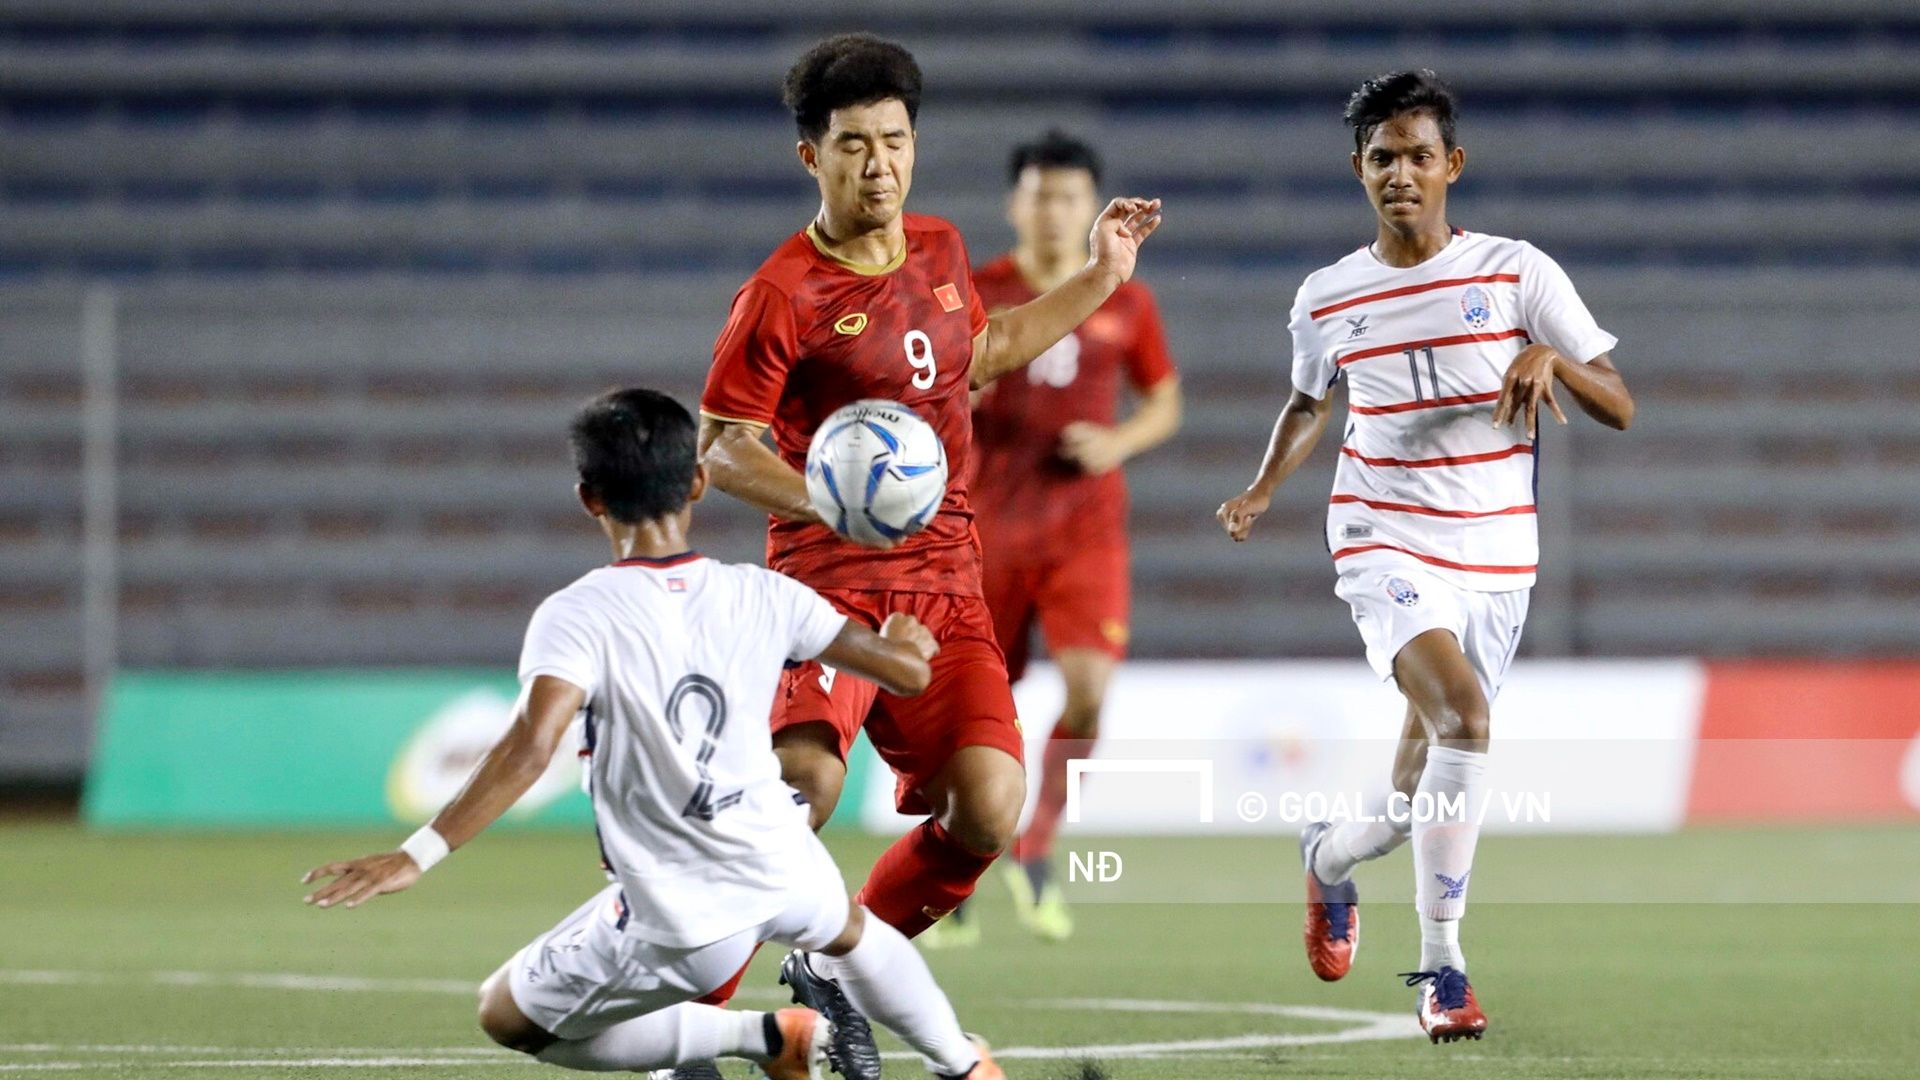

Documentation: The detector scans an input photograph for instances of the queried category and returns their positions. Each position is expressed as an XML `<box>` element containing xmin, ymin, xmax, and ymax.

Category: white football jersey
<box><xmin>1289</xmin><ymin>231</ymin><xmax>1617</xmax><ymax>591</ymax></box>
<box><xmin>517</xmin><ymin>552</ymin><xmax>849</xmax><ymax>947</ymax></box>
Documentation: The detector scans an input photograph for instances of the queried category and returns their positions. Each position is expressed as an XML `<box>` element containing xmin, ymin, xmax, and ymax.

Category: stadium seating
<box><xmin>4</xmin><ymin>0</ymin><xmax>1918</xmax><ymax>778</ymax></box>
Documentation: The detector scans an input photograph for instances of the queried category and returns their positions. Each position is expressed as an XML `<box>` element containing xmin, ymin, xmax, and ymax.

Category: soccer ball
<box><xmin>805</xmin><ymin>399</ymin><xmax>948</xmax><ymax>548</ymax></box>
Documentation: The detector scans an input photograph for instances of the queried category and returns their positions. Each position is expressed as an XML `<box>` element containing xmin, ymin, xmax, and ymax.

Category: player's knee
<box><xmin>1426</xmin><ymin>685</ymin><xmax>1491</xmax><ymax>747</ymax></box>
<box><xmin>476</xmin><ymin>973</ymin><xmax>549</xmax><ymax>1054</ymax></box>
<box><xmin>944</xmin><ymin>768</ymin><xmax>1026</xmax><ymax>856</ymax></box>
<box><xmin>782</xmin><ymin>759</ymin><xmax>843</xmax><ymax>828</ymax></box>
<box><xmin>774</xmin><ymin>731</ymin><xmax>846</xmax><ymax>829</ymax></box>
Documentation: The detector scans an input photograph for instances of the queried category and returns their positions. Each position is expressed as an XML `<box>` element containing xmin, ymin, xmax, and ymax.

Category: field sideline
<box><xmin>3</xmin><ymin>823</ymin><xmax>1917</xmax><ymax>1078</ymax></box>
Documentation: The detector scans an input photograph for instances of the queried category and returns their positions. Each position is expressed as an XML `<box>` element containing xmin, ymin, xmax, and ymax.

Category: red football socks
<box><xmin>855</xmin><ymin>819</ymin><xmax>996</xmax><ymax>938</ymax></box>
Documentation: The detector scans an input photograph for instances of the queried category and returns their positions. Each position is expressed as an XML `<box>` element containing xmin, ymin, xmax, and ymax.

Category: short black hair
<box><xmin>1344</xmin><ymin>69</ymin><xmax>1458</xmax><ymax>154</ymax></box>
<box><xmin>783</xmin><ymin>33</ymin><xmax>923</xmax><ymax>144</ymax></box>
<box><xmin>568</xmin><ymin>388</ymin><xmax>697</xmax><ymax>524</ymax></box>
<box><xmin>1007</xmin><ymin>129</ymin><xmax>1103</xmax><ymax>187</ymax></box>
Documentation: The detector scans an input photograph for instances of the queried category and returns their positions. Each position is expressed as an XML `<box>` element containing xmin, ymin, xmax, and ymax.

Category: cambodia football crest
<box><xmin>1460</xmin><ymin>285</ymin><xmax>1492</xmax><ymax>329</ymax></box>
<box><xmin>1385</xmin><ymin>577</ymin><xmax>1421</xmax><ymax>608</ymax></box>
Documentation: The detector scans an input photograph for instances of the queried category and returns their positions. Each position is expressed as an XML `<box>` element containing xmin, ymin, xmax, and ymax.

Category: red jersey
<box><xmin>702</xmin><ymin>214</ymin><xmax>991</xmax><ymax>597</ymax></box>
<box><xmin>969</xmin><ymin>254</ymin><xmax>1176</xmax><ymax>553</ymax></box>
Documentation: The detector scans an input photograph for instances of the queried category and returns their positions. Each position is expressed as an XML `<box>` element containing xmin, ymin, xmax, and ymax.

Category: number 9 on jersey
<box><xmin>804</xmin><ymin>399</ymin><xmax>949</xmax><ymax>548</ymax></box>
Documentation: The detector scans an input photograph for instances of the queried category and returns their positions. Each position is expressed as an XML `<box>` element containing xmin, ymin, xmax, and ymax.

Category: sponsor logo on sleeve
<box><xmin>933</xmin><ymin>282</ymin><xmax>964</xmax><ymax>313</ymax></box>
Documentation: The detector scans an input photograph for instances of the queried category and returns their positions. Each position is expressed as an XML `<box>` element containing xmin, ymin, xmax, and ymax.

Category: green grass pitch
<box><xmin>3</xmin><ymin>822</ymin><xmax>1917</xmax><ymax>1078</ymax></box>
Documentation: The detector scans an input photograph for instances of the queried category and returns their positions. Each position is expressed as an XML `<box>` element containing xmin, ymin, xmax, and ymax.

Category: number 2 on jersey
<box><xmin>904</xmin><ymin>330</ymin><xmax>936</xmax><ymax>390</ymax></box>
<box><xmin>664</xmin><ymin>674</ymin><xmax>741</xmax><ymax>822</ymax></box>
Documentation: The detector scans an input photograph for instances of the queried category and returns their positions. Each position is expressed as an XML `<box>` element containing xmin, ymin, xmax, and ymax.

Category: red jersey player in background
<box><xmin>925</xmin><ymin>131</ymin><xmax>1181</xmax><ymax>949</ymax></box>
<box><xmin>695</xmin><ymin>34</ymin><xmax>1161</xmax><ymax>1080</ymax></box>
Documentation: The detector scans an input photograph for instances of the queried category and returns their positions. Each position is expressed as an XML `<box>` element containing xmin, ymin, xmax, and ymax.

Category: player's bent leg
<box><xmin>1298</xmin><ymin>704</ymin><xmax>1426</xmax><ymax>981</ymax></box>
<box><xmin>478</xmin><ymin>963</ymin><xmax>558</xmax><ymax>1055</ymax></box>
<box><xmin>879</xmin><ymin>746</ymin><xmax>1024</xmax><ymax>948</ymax></box>
<box><xmin>926</xmin><ymin>744</ymin><xmax>1026</xmax><ymax>857</ymax></box>
<box><xmin>774</xmin><ymin>722</ymin><xmax>848</xmax><ymax>832</ymax></box>
<box><xmin>851</xmin><ymin>746</ymin><xmax>1022</xmax><ymax>941</ymax></box>
<box><xmin>1391</xmin><ymin>629</ymin><xmax>1492</xmax><ymax>1041</ymax></box>
<box><xmin>809</xmin><ymin>905</ymin><xmax>999</xmax><ymax>1079</ymax></box>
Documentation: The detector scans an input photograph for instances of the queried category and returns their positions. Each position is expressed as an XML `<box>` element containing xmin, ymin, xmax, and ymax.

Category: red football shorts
<box><xmin>983</xmin><ymin>542</ymin><xmax>1131</xmax><ymax>683</ymax></box>
<box><xmin>774</xmin><ymin>588</ymin><xmax>1025</xmax><ymax>816</ymax></box>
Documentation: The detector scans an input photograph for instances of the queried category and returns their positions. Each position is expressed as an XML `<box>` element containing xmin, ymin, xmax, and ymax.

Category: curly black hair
<box><xmin>783</xmin><ymin>33</ymin><xmax>923</xmax><ymax>143</ymax></box>
<box><xmin>1344</xmin><ymin>69</ymin><xmax>1459</xmax><ymax>153</ymax></box>
<box><xmin>1007</xmin><ymin>129</ymin><xmax>1103</xmax><ymax>187</ymax></box>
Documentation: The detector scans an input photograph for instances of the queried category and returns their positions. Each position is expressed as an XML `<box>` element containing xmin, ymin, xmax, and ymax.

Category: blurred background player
<box><xmin>695</xmin><ymin>33</ymin><xmax>1161</xmax><ymax>1078</ymax></box>
<box><xmin>301</xmin><ymin>389</ymin><xmax>1005</xmax><ymax>1080</ymax></box>
<box><xmin>1216</xmin><ymin>71</ymin><xmax>1635</xmax><ymax>1043</ymax></box>
<box><xmin>926</xmin><ymin>131</ymin><xmax>1182</xmax><ymax>948</ymax></box>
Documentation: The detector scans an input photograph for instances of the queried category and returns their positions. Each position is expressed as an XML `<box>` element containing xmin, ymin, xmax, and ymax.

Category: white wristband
<box><xmin>400</xmin><ymin>826</ymin><xmax>450</xmax><ymax>872</ymax></box>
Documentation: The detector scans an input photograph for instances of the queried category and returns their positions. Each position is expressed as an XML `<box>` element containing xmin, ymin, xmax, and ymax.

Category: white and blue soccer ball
<box><xmin>805</xmin><ymin>399</ymin><xmax>948</xmax><ymax>548</ymax></box>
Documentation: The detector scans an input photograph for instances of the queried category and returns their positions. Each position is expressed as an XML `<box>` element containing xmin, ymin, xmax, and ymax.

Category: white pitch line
<box><xmin>0</xmin><ymin>1060</ymin><xmax>523</xmax><ymax>1072</ymax></box>
<box><xmin>0</xmin><ymin>974</ymin><xmax>1423</xmax><ymax>1064</ymax></box>
<box><xmin>0</xmin><ymin>1046</ymin><xmax>507</xmax><ymax>1057</ymax></box>
<box><xmin>0</xmin><ymin>969</ymin><xmax>783</xmax><ymax>1003</ymax></box>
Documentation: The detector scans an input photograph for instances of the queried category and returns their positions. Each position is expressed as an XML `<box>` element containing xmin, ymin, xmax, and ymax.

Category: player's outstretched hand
<box><xmin>301</xmin><ymin>851</ymin><xmax>421</xmax><ymax>909</ymax></box>
<box><xmin>1217</xmin><ymin>488</ymin><xmax>1271</xmax><ymax>542</ymax></box>
<box><xmin>1088</xmin><ymin>197</ymin><xmax>1163</xmax><ymax>285</ymax></box>
<box><xmin>1059</xmin><ymin>421</ymin><xmax>1126</xmax><ymax>475</ymax></box>
<box><xmin>879</xmin><ymin>612</ymin><xmax>940</xmax><ymax>662</ymax></box>
<box><xmin>1492</xmin><ymin>344</ymin><xmax>1569</xmax><ymax>439</ymax></box>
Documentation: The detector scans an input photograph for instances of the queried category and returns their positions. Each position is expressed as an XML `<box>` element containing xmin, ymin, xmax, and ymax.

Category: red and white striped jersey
<box><xmin>1289</xmin><ymin>231</ymin><xmax>1617</xmax><ymax>591</ymax></box>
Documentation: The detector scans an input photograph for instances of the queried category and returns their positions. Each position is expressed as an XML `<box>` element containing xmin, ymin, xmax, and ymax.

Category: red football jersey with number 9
<box><xmin>702</xmin><ymin>214</ymin><xmax>990</xmax><ymax>596</ymax></box>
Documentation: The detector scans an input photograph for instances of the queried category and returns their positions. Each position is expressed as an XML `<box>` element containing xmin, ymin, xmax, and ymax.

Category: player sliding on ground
<box><xmin>924</xmin><ymin>130</ymin><xmax>1183</xmax><ymax>948</ymax></box>
<box><xmin>302</xmin><ymin>389</ymin><xmax>1005</xmax><ymax>1080</ymax></box>
<box><xmin>1216</xmin><ymin>71</ymin><xmax>1635</xmax><ymax>1043</ymax></box>
<box><xmin>695</xmin><ymin>33</ymin><xmax>1161</xmax><ymax>1077</ymax></box>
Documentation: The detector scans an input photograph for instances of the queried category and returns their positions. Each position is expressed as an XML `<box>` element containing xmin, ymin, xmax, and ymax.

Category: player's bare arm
<box><xmin>817</xmin><ymin>612</ymin><xmax>940</xmax><ymax>696</ymax></box>
<box><xmin>969</xmin><ymin>197</ymin><xmax>1163</xmax><ymax>389</ymax></box>
<box><xmin>1060</xmin><ymin>376</ymin><xmax>1183</xmax><ymax>476</ymax></box>
<box><xmin>300</xmin><ymin>674</ymin><xmax>584</xmax><ymax>908</ymax></box>
<box><xmin>697</xmin><ymin>417</ymin><xmax>823</xmax><ymax>525</ymax></box>
<box><xmin>1491</xmin><ymin>345</ymin><xmax>1635</xmax><ymax>436</ymax></box>
<box><xmin>1216</xmin><ymin>389</ymin><xmax>1338</xmax><ymax>542</ymax></box>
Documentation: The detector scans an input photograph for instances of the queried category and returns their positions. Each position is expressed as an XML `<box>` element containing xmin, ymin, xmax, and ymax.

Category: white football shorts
<box><xmin>1335</xmin><ymin>562</ymin><xmax>1531</xmax><ymax>703</ymax></box>
<box><xmin>505</xmin><ymin>830</ymin><xmax>849</xmax><ymax>1039</ymax></box>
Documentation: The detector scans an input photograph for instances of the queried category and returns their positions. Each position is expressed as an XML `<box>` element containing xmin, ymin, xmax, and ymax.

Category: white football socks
<box><xmin>534</xmin><ymin>1004</ymin><xmax>769</xmax><ymax>1071</ymax></box>
<box><xmin>810</xmin><ymin>913</ymin><xmax>979</xmax><ymax>1076</ymax></box>
<box><xmin>1419</xmin><ymin>911</ymin><xmax>1465</xmax><ymax>973</ymax></box>
<box><xmin>1312</xmin><ymin>790</ymin><xmax>1414</xmax><ymax>884</ymax></box>
<box><xmin>1411</xmin><ymin>745</ymin><xmax>1487</xmax><ymax>968</ymax></box>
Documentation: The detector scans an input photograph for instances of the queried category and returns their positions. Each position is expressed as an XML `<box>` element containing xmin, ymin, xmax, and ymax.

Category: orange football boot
<box><xmin>1299</xmin><ymin>821</ymin><xmax>1359</xmax><ymax>981</ymax></box>
<box><xmin>761</xmin><ymin>1007</ymin><xmax>830</xmax><ymax>1080</ymax></box>
<box><xmin>951</xmin><ymin>1034</ymin><xmax>1005</xmax><ymax>1079</ymax></box>
<box><xmin>1404</xmin><ymin>967</ymin><xmax>1487</xmax><ymax>1043</ymax></box>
